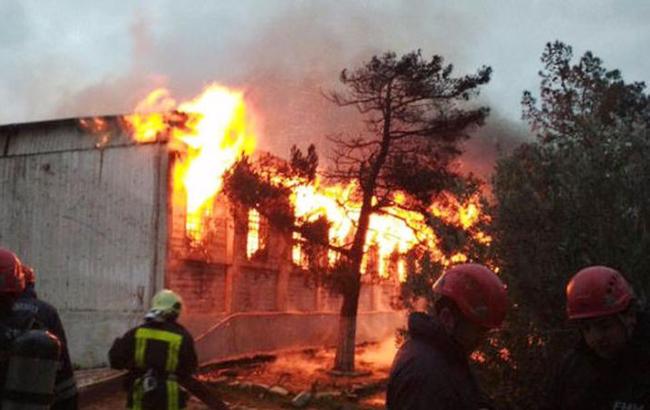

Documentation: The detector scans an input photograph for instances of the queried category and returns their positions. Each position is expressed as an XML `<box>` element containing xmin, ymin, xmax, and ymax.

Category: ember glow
<box><xmin>79</xmin><ymin>117</ymin><xmax>111</xmax><ymax>148</ymax></box>
<box><xmin>85</xmin><ymin>83</ymin><xmax>489</xmax><ymax>278</ymax></box>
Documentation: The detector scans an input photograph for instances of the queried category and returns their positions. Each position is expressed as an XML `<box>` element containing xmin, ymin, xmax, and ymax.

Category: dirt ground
<box><xmin>81</xmin><ymin>340</ymin><xmax>396</xmax><ymax>409</ymax></box>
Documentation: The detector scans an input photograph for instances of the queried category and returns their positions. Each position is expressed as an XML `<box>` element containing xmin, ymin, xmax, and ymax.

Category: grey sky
<box><xmin>2</xmin><ymin>0</ymin><xmax>649</xmax><ymax>168</ymax></box>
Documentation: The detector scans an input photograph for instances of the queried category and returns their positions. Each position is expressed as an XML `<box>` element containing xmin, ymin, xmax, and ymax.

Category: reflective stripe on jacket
<box><xmin>109</xmin><ymin>319</ymin><xmax>198</xmax><ymax>410</ymax></box>
<box><xmin>132</xmin><ymin>327</ymin><xmax>183</xmax><ymax>410</ymax></box>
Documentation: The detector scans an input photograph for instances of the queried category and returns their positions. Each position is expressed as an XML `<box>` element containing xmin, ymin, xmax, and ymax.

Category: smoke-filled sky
<box><xmin>2</xmin><ymin>0</ymin><xmax>649</xmax><ymax>175</ymax></box>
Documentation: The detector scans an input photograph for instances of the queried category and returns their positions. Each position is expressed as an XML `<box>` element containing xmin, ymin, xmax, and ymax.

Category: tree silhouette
<box><xmin>225</xmin><ymin>49</ymin><xmax>491</xmax><ymax>371</ymax></box>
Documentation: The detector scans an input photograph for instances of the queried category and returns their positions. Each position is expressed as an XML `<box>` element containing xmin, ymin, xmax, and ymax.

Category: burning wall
<box><xmin>165</xmin><ymin>184</ymin><xmax>403</xmax><ymax>363</ymax></box>
<box><xmin>0</xmin><ymin>83</ymin><xmax>488</xmax><ymax>367</ymax></box>
<box><xmin>0</xmin><ymin>112</ymin><xmax>402</xmax><ymax>368</ymax></box>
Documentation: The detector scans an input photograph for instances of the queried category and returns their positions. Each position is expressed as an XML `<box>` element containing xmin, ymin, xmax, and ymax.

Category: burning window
<box><xmin>361</xmin><ymin>244</ymin><xmax>380</xmax><ymax>276</ymax></box>
<box><xmin>292</xmin><ymin>232</ymin><xmax>309</xmax><ymax>269</ymax></box>
<box><xmin>387</xmin><ymin>251</ymin><xmax>406</xmax><ymax>282</ymax></box>
<box><xmin>246</xmin><ymin>209</ymin><xmax>269</xmax><ymax>260</ymax></box>
<box><xmin>397</xmin><ymin>259</ymin><xmax>406</xmax><ymax>282</ymax></box>
<box><xmin>186</xmin><ymin>207</ymin><xmax>211</xmax><ymax>246</ymax></box>
<box><xmin>292</xmin><ymin>232</ymin><xmax>330</xmax><ymax>270</ymax></box>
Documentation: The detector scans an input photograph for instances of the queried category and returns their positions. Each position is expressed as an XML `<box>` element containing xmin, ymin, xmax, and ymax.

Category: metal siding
<box><xmin>4</xmin><ymin>118</ymin><xmax>133</xmax><ymax>156</ymax></box>
<box><xmin>0</xmin><ymin>133</ymin><xmax>8</xmax><ymax>157</ymax></box>
<box><xmin>0</xmin><ymin>144</ymin><xmax>160</xmax><ymax>312</ymax></box>
<box><xmin>152</xmin><ymin>149</ymin><xmax>169</xmax><ymax>301</ymax></box>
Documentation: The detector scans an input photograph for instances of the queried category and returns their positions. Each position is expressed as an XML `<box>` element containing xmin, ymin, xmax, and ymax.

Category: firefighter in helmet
<box><xmin>546</xmin><ymin>266</ymin><xmax>650</xmax><ymax>409</ymax></box>
<box><xmin>109</xmin><ymin>289</ymin><xmax>198</xmax><ymax>410</ymax></box>
<box><xmin>0</xmin><ymin>247</ymin><xmax>64</xmax><ymax>408</ymax></box>
<box><xmin>9</xmin><ymin>257</ymin><xmax>79</xmax><ymax>409</ymax></box>
<box><xmin>0</xmin><ymin>248</ymin><xmax>24</xmax><ymax>321</ymax></box>
<box><xmin>386</xmin><ymin>263</ymin><xmax>508</xmax><ymax>410</ymax></box>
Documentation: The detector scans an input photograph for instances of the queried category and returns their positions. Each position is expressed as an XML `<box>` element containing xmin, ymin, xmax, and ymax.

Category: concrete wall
<box><xmin>166</xmin><ymin>184</ymin><xmax>403</xmax><ymax>363</ymax></box>
<box><xmin>194</xmin><ymin>311</ymin><xmax>405</xmax><ymax>365</ymax></box>
<box><xmin>0</xmin><ymin>119</ymin><xmax>168</xmax><ymax>367</ymax></box>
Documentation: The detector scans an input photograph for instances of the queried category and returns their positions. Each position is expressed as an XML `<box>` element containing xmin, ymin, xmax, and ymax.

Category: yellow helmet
<box><xmin>150</xmin><ymin>289</ymin><xmax>183</xmax><ymax>318</ymax></box>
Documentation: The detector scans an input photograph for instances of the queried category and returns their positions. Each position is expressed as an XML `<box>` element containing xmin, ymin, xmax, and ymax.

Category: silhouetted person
<box><xmin>387</xmin><ymin>264</ymin><xmax>508</xmax><ymax>410</ymax></box>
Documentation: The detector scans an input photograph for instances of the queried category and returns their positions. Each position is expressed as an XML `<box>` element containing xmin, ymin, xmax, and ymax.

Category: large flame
<box><xmin>289</xmin><ymin>178</ymin><xmax>488</xmax><ymax>281</ymax></box>
<box><xmin>125</xmin><ymin>84</ymin><xmax>256</xmax><ymax>243</ymax></box>
<box><xmin>103</xmin><ymin>83</ymin><xmax>488</xmax><ymax>280</ymax></box>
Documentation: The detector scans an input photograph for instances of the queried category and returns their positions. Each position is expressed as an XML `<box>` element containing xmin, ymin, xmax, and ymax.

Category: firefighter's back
<box><xmin>109</xmin><ymin>290</ymin><xmax>197</xmax><ymax>410</ymax></box>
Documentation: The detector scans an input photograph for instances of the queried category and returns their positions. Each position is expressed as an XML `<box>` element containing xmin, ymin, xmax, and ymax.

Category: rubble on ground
<box><xmin>197</xmin><ymin>340</ymin><xmax>395</xmax><ymax>409</ymax></box>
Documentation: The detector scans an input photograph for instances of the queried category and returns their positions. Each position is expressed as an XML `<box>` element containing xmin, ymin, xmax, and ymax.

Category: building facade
<box><xmin>0</xmin><ymin>117</ymin><xmax>402</xmax><ymax>368</ymax></box>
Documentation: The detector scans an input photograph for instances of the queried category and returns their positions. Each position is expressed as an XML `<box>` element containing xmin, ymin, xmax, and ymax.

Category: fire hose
<box><xmin>178</xmin><ymin>375</ymin><xmax>230</xmax><ymax>410</ymax></box>
<box><xmin>79</xmin><ymin>372</ymin><xmax>229</xmax><ymax>409</ymax></box>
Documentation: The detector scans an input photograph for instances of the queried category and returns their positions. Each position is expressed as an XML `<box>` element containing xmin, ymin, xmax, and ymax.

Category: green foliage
<box><xmin>222</xmin><ymin>156</ymin><xmax>294</xmax><ymax>228</ymax></box>
<box><xmin>290</xmin><ymin>144</ymin><xmax>319</xmax><ymax>182</ymax></box>
<box><xmin>397</xmin><ymin>177</ymin><xmax>494</xmax><ymax>321</ymax></box>
<box><xmin>488</xmin><ymin>41</ymin><xmax>650</xmax><ymax>409</ymax></box>
<box><xmin>328</xmin><ymin>49</ymin><xmax>491</xmax><ymax>208</ymax></box>
<box><xmin>398</xmin><ymin>253</ymin><xmax>445</xmax><ymax>313</ymax></box>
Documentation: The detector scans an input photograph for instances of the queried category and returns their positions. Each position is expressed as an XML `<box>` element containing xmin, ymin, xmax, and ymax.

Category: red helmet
<box><xmin>0</xmin><ymin>247</ymin><xmax>25</xmax><ymax>294</ymax></box>
<box><xmin>432</xmin><ymin>263</ymin><xmax>508</xmax><ymax>328</ymax></box>
<box><xmin>566</xmin><ymin>266</ymin><xmax>633</xmax><ymax>320</ymax></box>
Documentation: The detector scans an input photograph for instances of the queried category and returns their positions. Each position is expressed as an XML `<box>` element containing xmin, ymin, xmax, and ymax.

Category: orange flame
<box><xmin>124</xmin><ymin>89</ymin><xmax>177</xmax><ymax>143</ymax></box>
<box><xmin>100</xmin><ymin>83</ymin><xmax>488</xmax><ymax>280</ymax></box>
<box><xmin>124</xmin><ymin>84</ymin><xmax>256</xmax><ymax>243</ymax></box>
<box><xmin>288</xmin><ymin>178</ymin><xmax>489</xmax><ymax>281</ymax></box>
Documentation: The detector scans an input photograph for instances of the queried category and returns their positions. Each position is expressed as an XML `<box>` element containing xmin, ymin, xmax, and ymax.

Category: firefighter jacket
<box><xmin>546</xmin><ymin>312</ymin><xmax>650</xmax><ymax>410</ymax></box>
<box><xmin>386</xmin><ymin>312</ymin><xmax>492</xmax><ymax>410</ymax></box>
<box><xmin>11</xmin><ymin>292</ymin><xmax>78</xmax><ymax>410</ymax></box>
<box><xmin>109</xmin><ymin>318</ymin><xmax>198</xmax><ymax>410</ymax></box>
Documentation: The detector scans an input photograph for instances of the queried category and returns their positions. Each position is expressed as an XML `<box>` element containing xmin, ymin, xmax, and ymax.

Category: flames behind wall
<box><xmin>82</xmin><ymin>84</ymin><xmax>490</xmax><ymax>281</ymax></box>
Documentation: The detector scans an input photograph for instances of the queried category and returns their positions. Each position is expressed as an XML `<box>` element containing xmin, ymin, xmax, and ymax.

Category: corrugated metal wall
<box><xmin>0</xmin><ymin>119</ymin><xmax>168</xmax><ymax>366</ymax></box>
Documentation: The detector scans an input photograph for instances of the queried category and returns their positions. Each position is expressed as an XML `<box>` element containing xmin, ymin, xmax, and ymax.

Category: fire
<box><xmin>86</xmin><ymin>83</ymin><xmax>488</xmax><ymax>280</ymax></box>
<box><xmin>124</xmin><ymin>88</ymin><xmax>177</xmax><ymax>143</ymax></box>
<box><xmin>124</xmin><ymin>84</ymin><xmax>256</xmax><ymax>243</ymax></box>
<box><xmin>79</xmin><ymin>117</ymin><xmax>111</xmax><ymax>148</ymax></box>
<box><xmin>288</xmin><ymin>178</ymin><xmax>488</xmax><ymax>281</ymax></box>
<box><xmin>247</xmin><ymin>209</ymin><xmax>264</xmax><ymax>258</ymax></box>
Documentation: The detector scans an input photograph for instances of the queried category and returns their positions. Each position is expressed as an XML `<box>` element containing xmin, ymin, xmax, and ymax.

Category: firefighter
<box><xmin>10</xmin><ymin>259</ymin><xmax>79</xmax><ymax>409</ymax></box>
<box><xmin>546</xmin><ymin>266</ymin><xmax>650</xmax><ymax>409</ymax></box>
<box><xmin>109</xmin><ymin>289</ymin><xmax>198</xmax><ymax>410</ymax></box>
<box><xmin>0</xmin><ymin>247</ymin><xmax>63</xmax><ymax>409</ymax></box>
<box><xmin>386</xmin><ymin>263</ymin><xmax>508</xmax><ymax>410</ymax></box>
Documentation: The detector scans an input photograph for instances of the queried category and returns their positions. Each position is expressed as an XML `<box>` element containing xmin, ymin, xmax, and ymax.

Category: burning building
<box><xmin>0</xmin><ymin>86</ymin><xmax>407</xmax><ymax>367</ymax></box>
<box><xmin>0</xmin><ymin>84</ymin><xmax>488</xmax><ymax>368</ymax></box>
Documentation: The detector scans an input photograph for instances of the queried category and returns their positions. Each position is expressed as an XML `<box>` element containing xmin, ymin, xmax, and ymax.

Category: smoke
<box><xmin>4</xmin><ymin>1</ymin><xmax>534</xmax><ymax>177</ymax></box>
<box><xmin>53</xmin><ymin>11</ymin><xmax>168</xmax><ymax>120</ymax></box>
<box><xmin>216</xmin><ymin>1</ymin><xmax>488</xmax><ymax>162</ymax></box>
<box><xmin>460</xmin><ymin>110</ymin><xmax>531</xmax><ymax>179</ymax></box>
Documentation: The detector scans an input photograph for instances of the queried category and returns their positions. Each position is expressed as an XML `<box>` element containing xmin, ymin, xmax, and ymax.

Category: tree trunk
<box><xmin>333</xmin><ymin>197</ymin><xmax>371</xmax><ymax>372</ymax></box>
<box><xmin>333</xmin><ymin>95</ymin><xmax>392</xmax><ymax>372</ymax></box>
<box><xmin>334</xmin><ymin>279</ymin><xmax>361</xmax><ymax>371</ymax></box>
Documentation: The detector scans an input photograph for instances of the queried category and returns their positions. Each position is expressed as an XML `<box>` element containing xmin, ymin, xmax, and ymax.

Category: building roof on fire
<box><xmin>0</xmin><ymin>115</ymin><xmax>155</xmax><ymax>158</ymax></box>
